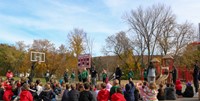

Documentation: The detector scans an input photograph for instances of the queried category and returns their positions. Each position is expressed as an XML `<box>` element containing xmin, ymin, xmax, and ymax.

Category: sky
<box><xmin>0</xmin><ymin>0</ymin><xmax>200</xmax><ymax>56</ymax></box>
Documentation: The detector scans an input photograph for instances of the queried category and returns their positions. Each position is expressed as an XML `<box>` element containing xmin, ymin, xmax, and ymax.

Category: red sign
<box><xmin>78</xmin><ymin>54</ymin><xmax>91</xmax><ymax>68</ymax></box>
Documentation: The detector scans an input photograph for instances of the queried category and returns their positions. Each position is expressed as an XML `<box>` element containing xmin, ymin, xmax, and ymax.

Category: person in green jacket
<box><xmin>102</xmin><ymin>69</ymin><xmax>107</xmax><ymax>83</ymax></box>
<box><xmin>110</xmin><ymin>79</ymin><xmax>120</xmax><ymax>97</ymax></box>
<box><xmin>71</xmin><ymin>71</ymin><xmax>75</xmax><ymax>83</ymax></box>
<box><xmin>81</xmin><ymin>68</ymin><xmax>88</xmax><ymax>83</ymax></box>
<box><xmin>128</xmin><ymin>69</ymin><xmax>134</xmax><ymax>80</ymax></box>
<box><xmin>143</xmin><ymin>68</ymin><xmax>147</xmax><ymax>81</ymax></box>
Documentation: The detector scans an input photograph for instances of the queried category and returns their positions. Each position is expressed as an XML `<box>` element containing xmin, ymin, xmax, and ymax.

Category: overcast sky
<box><xmin>0</xmin><ymin>0</ymin><xmax>200</xmax><ymax>56</ymax></box>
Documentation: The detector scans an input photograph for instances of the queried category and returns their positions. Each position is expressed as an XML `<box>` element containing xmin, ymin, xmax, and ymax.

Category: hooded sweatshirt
<box><xmin>97</xmin><ymin>89</ymin><xmax>110</xmax><ymax>101</ymax></box>
<box><xmin>3</xmin><ymin>85</ymin><xmax>14</xmax><ymax>101</ymax></box>
<box><xmin>175</xmin><ymin>80</ymin><xmax>182</xmax><ymax>91</ymax></box>
<box><xmin>124</xmin><ymin>81</ymin><xmax>135</xmax><ymax>101</ymax></box>
<box><xmin>111</xmin><ymin>93</ymin><xmax>126</xmax><ymax>101</ymax></box>
<box><xmin>20</xmin><ymin>90</ymin><xmax>33</xmax><ymax>101</ymax></box>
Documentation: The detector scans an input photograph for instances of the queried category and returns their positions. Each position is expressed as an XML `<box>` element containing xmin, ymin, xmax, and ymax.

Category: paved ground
<box><xmin>166</xmin><ymin>98</ymin><xmax>199</xmax><ymax>101</ymax></box>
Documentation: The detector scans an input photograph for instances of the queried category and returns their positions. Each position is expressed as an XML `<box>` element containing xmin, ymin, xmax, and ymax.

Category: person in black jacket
<box><xmin>171</xmin><ymin>66</ymin><xmax>177</xmax><ymax>84</ymax></box>
<box><xmin>68</xmin><ymin>84</ymin><xmax>79</xmax><ymax>101</ymax></box>
<box><xmin>79</xmin><ymin>83</ymin><xmax>93</xmax><ymax>101</ymax></box>
<box><xmin>90</xmin><ymin>66</ymin><xmax>97</xmax><ymax>86</ymax></box>
<box><xmin>39</xmin><ymin>83</ymin><xmax>56</xmax><ymax>101</ymax></box>
<box><xmin>115</xmin><ymin>65</ymin><xmax>122</xmax><ymax>84</ymax></box>
<box><xmin>124</xmin><ymin>78</ymin><xmax>135</xmax><ymax>101</ymax></box>
<box><xmin>182</xmin><ymin>82</ymin><xmax>194</xmax><ymax>97</ymax></box>
<box><xmin>61</xmin><ymin>84</ymin><xmax>70</xmax><ymax>101</ymax></box>
<box><xmin>193</xmin><ymin>60</ymin><xmax>199</xmax><ymax>93</ymax></box>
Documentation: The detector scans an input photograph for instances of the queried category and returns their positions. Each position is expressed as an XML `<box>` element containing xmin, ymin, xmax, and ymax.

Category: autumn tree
<box><xmin>103</xmin><ymin>31</ymin><xmax>135</xmax><ymax>69</ymax></box>
<box><xmin>68</xmin><ymin>28</ymin><xmax>87</xmax><ymax>57</ymax></box>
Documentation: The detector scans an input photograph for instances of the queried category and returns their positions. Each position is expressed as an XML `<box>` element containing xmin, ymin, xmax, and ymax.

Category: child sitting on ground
<box><xmin>157</xmin><ymin>84</ymin><xmax>165</xmax><ymax>100</ymax></box>
<box><xmin>175</xmin><ymin>80</ymin><xmax>182</xmax><ymax>97</ymax></box>
<box><xmin>111</xmin><ymin>87</ymin><xmax>126</xmax><ymax>101</ymax></box>
<box><xmin>182</xmin><ymin>82</ymin><xmax>194</xmax><ymax>97</ymax></box>
<box><xmin>144</xmin><ymin>82</ymin><xmax>158</xmax><ymax>101</ymax></box>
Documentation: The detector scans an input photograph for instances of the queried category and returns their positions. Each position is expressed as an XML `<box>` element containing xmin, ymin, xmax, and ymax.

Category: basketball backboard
<box><xmin>30</xmin><ymin>51</ymin><xmax>45</xmax><ymax>62</ymax></box>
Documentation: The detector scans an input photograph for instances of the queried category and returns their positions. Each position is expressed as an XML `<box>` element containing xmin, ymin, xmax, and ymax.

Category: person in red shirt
<box><xmin>3</xmin><ymin>84</ymin><xmax>14</xmax><ymax>101</ymax></box>
<box><xmin>175</xmin><ymin>79</ymin><xmax>182</xmax><ymax>96</ymax></box>
<box><xmin>6</xmin><ymin>70</ymin><xmax>13</xmax><ymax>80</ymax></box>
<box><xmin>20</xmin><ymin>83</ymin><xmax>33</xmax><ymax>101</ymax></box>
<box><xmin>97</xmin><ymin>83</ymin><xmax>110</xmax><ymax>101</ymax></box>
<box><xmin>111</xmin><ymin>87</ymin><xmax>126</xmax><ymax>101</ymax></box>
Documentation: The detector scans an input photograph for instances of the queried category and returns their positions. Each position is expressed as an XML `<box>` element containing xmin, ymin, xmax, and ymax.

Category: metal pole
<box><xmin>199</xmin><ymin>23</ymin><xmax>200</xmax><ymax>41</ymax></box>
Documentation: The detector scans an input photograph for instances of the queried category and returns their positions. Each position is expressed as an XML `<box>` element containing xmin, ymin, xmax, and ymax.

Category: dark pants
<box><xmin>82</xmin><ymin>78</ymin><xmax>87</xmax><ymax>83</ymax></box>
<box><xmin>45</xmin><ymin>77</ymin><xmax>50</xmax><ymax>82</ymax></box>
<box><xmin>103</xmin><ymin>78</ymin><xmax>106</xmax><ymax>83</ymax></box>
<box><xmin>64</xmin><ymin>77</ymin><xmax>68</xmax><ymax>83</ymax></box>
<box><xmin>172</xmin><ymin>78</ymin><xmax>176</xmax><ymax>84</ymax></box>
<box><xmin>78</xmin><ymin>78</ymin><xmax>82</xmax><ymax>82</ymax></box>
<box><xmin>193</xmin><ymin>78</ymin><xmax>199</xmax><ymax>93</ymax></box>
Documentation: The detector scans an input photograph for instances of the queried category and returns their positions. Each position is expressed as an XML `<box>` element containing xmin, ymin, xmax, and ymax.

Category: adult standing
<box><xmin>78</xmin><ymin>70</ymin><xmax>82</xmax><ymax>82</ymax></box>
<box><xmin>115</xmin><ymin>65</ymin><xmax>122</xmax><ymax>85</ymax></box>
<box><xmin>71</xmin><ymin>71</ymin><xmax>75</xmax><ymax>83</ymax></box>
<box><xmin>128</xmin><ymin>69</ymin><xmax>134</xmax><ymax>80</ymax></box>
<box><xmin>44</xmin><ymin>70</ymin><xmax>50</xmax><ymax>82</ymax></box>
<box><xmin>102</xmin><ymin>69</ymin><xmax>107</xmax><ymax>83</ymax></box>
<box><xmin>82</xmin><ymin>68</ymin><xmax>88</xmax><ymax>83</ymax></box>
<box><xmin>147</xmin><ymin>62</ymin><xmax>156</xmax><ymax>83</ymax></box>
<box><xmin>193</xmin><ymin>60</ymin><xmax>199</xmax><ymax>93</ymax></box>
<box><xmin>63</xmin><ymin>69</ymin><xmax>69</xmax><ymax>83</ymax></box>
<box><xmin>143</xmin><ymin>68</ymin><xmax>148</xmax><ymax>81</ymax></box>
<box><xmin>6</xmin><ymin>70</ymin><xmax>13</xmax><ymax>80</ymax></box>
<box><xmin>90</xmin><ymin>66</ymin><xmax>97</xmax><ymax>86</ymax></box>
<box><xmin>171</xmin><ymin>66</ymin><xmax>177</xmax><ymax>84</ymax></box>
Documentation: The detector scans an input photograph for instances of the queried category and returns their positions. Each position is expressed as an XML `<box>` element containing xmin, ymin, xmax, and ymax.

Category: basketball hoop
<box><xmin>31</xmin><ymin>51</ymin><xmax>45</xmax><ymax>63</ymax></box>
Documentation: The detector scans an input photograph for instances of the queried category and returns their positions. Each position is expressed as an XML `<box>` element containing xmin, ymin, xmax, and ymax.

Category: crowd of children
<box><xmin>0</xmin><ymin>74</ymin><xmax>197</xmax><ymax>101</ymax></box>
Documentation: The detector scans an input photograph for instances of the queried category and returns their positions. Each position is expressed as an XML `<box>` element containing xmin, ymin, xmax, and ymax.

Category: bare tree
<box><xmin>85</xmin><ymin>36</ymin><xmax>94</xmax><ymax>56</ymax></box>
<box><xmin>172</xmin><ymin>22</ymin><xmax>196</xmax><ymax>58</ymax></box>
<box><xmin>157</xmin><ymin>17</ymin><xmax>176</xmax><ymax>55</ymax></box>
<box><xmin>126</xmin><ymin>4</ymin><xmax>175</xmax><ymax>64</ymax></box>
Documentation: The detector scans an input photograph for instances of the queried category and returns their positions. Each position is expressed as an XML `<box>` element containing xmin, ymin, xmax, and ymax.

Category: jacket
<box><xmin>115</xmin><ymin>67</ymin><xmax>122</xmax><ymax>78</ymax></box>
<box><xmin>110</xmin><ymin>86</ymin><xmax>119</xmax><ymax>97</ymax></box>
<box><xmin>79</xmin><ymin>90</ymin><xmax>93</xmax><ymax>101</ymax></box>
<box><xmin>182</xmin><ymin>85</ymin><xmax>194</xmax><ymax>97</ymax></box>
<box><xmin>175</xmin><ymin>80</ymin><xmax>182</xmax><ymax>91</ymax></box>
<box><xmin>20</xmin><ymin>90</ymin><xmax>33</xmax><ymax>101</ymax></box>
<box><xmin>3</xmin><ymin>85</ymin><xmax>14</xmax><ymax>101</ymax></box>
<box><xmin>39</xmin><ymin>89</ymin><xmax>56</xmax><ymax>101</ymax></box>
<box><xmin>164</xmin><ymin>87</ymin><xmax>176</xmax><ymax>100</ymax></box>
<box><xmin>61</xmin><ymin>89</ymin><xmax>69</xmax><ymax>101</ymax></box>
<box><xmin>68</xmin><ymin>89</ymin><xmax>79</xmax><ymax>101</ymax></box>
<box><xmin>111</xmin><ymin>93</ymin><xmax>126</xmax><ymax>101</ymax></box>
<box><xmin>6</xmin><ymin>72</ymin><xmax>13</xmax><ymax>79</ymax></box>
<box><xmin>124</xmin><ymin>81</ymin><xmax>135</xmax><ymax>101</ymax></box>
<box><xmin>97</xmin><ymin>89</ymin><xmax>110</xmax><ymax>101</ymax></box>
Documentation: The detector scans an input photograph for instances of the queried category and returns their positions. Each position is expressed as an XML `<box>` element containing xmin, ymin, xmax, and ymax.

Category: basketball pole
<box><xmin>28</xmin><ymin>59</ymin><xmax>40</xmax><ymax>83</ymax></box>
